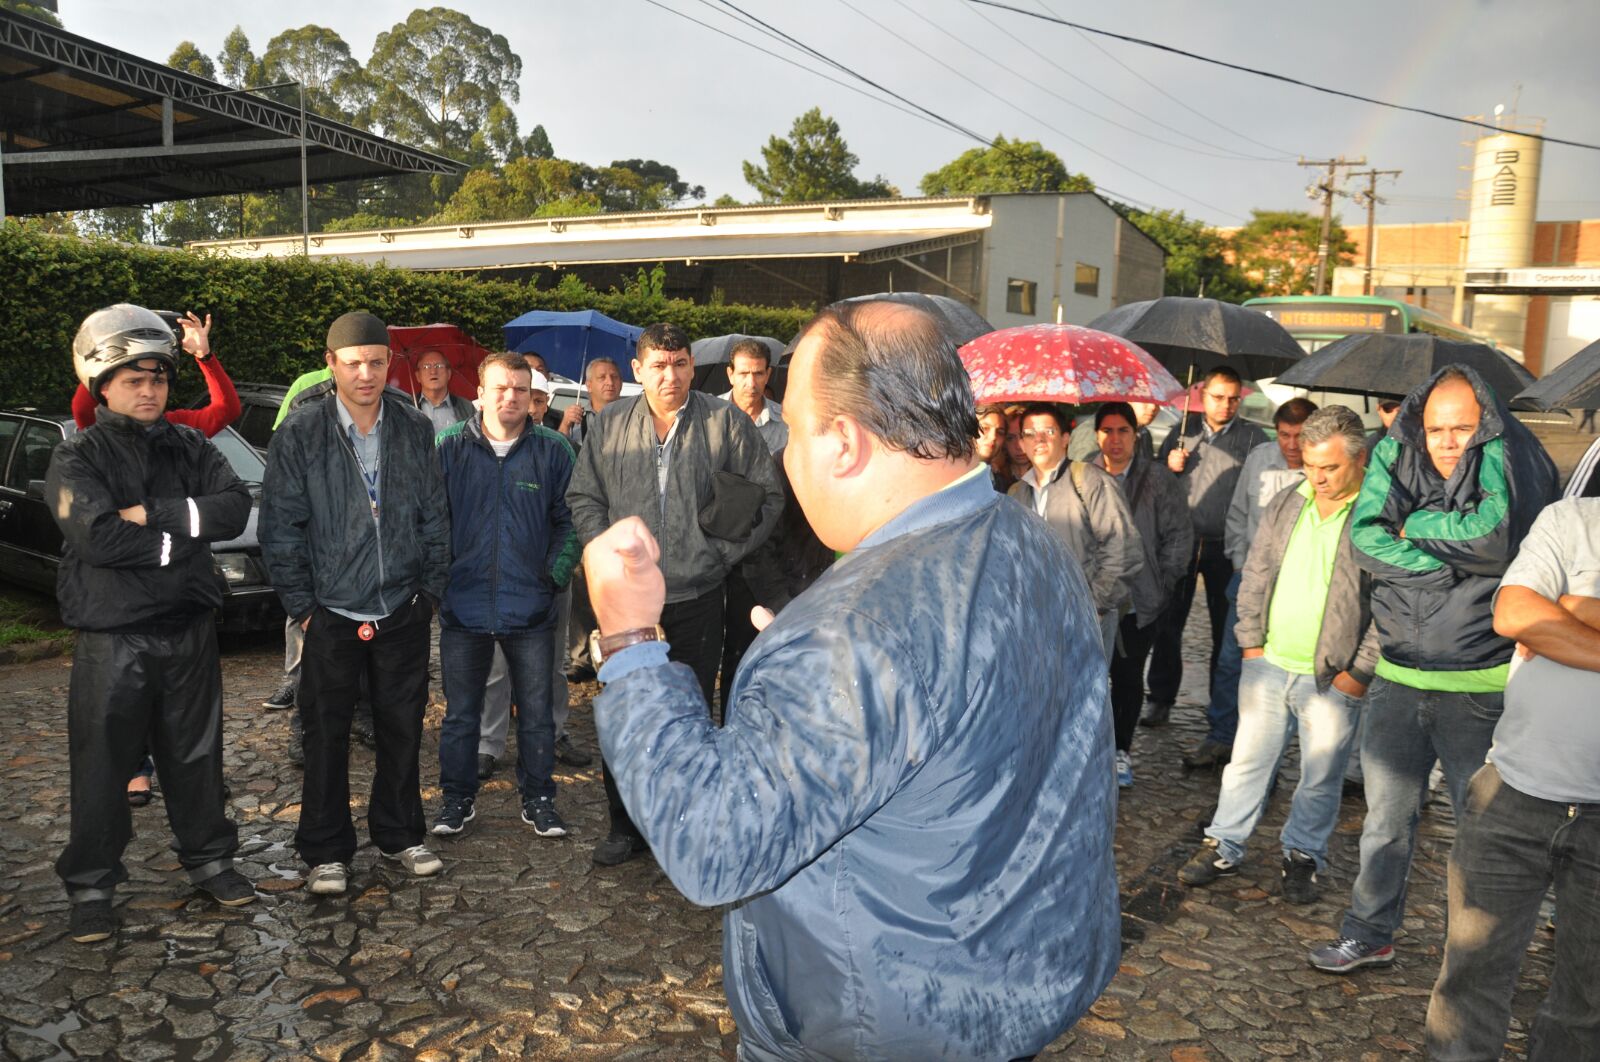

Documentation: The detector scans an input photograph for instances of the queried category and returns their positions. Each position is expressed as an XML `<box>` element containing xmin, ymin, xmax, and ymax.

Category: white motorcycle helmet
<box><xmin>72</xmin><ymin>304</ymin><xmax>178</xmax><ymax>400</ymax></box>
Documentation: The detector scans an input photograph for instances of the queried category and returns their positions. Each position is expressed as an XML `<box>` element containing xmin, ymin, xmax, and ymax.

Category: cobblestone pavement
<box><xmin>0</xmin><ymin>607</ymin><xmax>1557</xmax><ymax>1061</ymax></box>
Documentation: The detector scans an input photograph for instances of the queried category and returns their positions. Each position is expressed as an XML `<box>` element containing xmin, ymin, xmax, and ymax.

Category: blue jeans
<box><xmin>1426</xmin><ymin>763</ymin><xmax>1600</xmax><ymax>1061</ymax></box>
<box><xmin>1205</xmin><ymin>571</ymin><xmax>1242</xmax><ymax>745</ymax></box>
<box><xmin>1207</xmin><ymin>656</ymin><xmax>1362</xmax><ymax>870</ymax></box>
<box><xmin>439</xmin><ymin>627</ymin><xmax>555</xmax><ymax>803</ymax></box>
<box><xmin>1339</xmin><ymin>677</ymin><xmax>1502</xmax><ymax>947</ymax></box>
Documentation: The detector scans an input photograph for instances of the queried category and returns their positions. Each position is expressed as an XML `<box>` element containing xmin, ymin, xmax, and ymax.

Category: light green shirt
<box><xmin>1374</xmin><ymin>657</ymin><xmax>1510</xmax><ymax>692</ymax></box>
<box><xmin>1263</xmin><ymin>482</ymin><xmax>1355</xmax><ymax>676</ymax></box>
<box><xmin>273</xmin><ymin>367</ymin><xmax>334</xmax><ymax>428</ymax></box>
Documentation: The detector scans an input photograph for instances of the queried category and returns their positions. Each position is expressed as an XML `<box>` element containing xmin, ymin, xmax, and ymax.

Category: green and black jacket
<box><xmin>1350</xmin><ymin>364</ymin><xmax>1559</xmax><ymax>675</ymax></box>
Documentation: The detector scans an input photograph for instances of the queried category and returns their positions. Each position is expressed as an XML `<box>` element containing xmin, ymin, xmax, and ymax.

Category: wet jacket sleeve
<box><xmin>544</xmin><ymin>432</ymin><xmax>580</xmax><ymax>589</ymax></box>
<box><xmin>1399</xmin><ymin>437</ymin><xmax>1548</xmax><ymax>579</ymax></box>
<box><xmin>1225</xmin><ymin>445</ymin><xmax>1266</xmax><ymax>569</ymax></box>
<box><xmin>166</xmin><ymin>356</ymin><xmax>242</xmax><ymax>438</ymax></box>
<box><xmin>142</xmin><ymin>436</ymin><xmax>251</xmax><ymax>544</ymax></box>
<box><xmin>46</xmin><ymin>442</ymin><xmax>196</xmax><ymax>569</ymax></box>
<box><xmin>594</xmin><ymin>611</ymin><xmax>937</xmax><ymax>907</ymax></box>
<box><xmin>1233</xmin><ymin>490</ymin><xmax>1282</xmax><ymax>650</ymax></box>
<box><xmin>1153</xmin><ymin>465</ymin><xmax>1194</xmax><ymax>592</ymax></box>
<box><xmin>1083</xmin><ymin>468</ymin><xmax>1143</xmax><ymax>613</ymax></box>
<box><xmin>713</xmin><ymin>414</ymin><xmax>785</xmax><ymax>569</ymax></box>
<box><xmin>415</xmin><ymin>434</ymin><xmax>452</xmax><ymax>604</ymax></box>
<box><xmin>1351</xmin><ymin>601</ymin><xmax>1380</xmax><ymax>685</ymax></box>
<box><xmin>1349</xmin><ymin>437</ymin><xmax>1459</xmax><ymax>590</ymax></box>
<box><xmin>259</xmin><ymin>426</ymin><xmax>317</xmax><ymax>620</ymax></box>
<box><xmin>566</xmin><ymin>410</ymin><xmax>612</xmax><ymax>546</ymax></box>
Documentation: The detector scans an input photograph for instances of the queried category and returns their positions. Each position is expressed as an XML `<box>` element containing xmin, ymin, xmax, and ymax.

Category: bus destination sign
<box><xmin>1270</xmin><ymin>307</ymin><xmax>1395</xmax><ymax>333</ymax></box>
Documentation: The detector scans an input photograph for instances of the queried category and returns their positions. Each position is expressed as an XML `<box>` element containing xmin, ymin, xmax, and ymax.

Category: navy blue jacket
<box><xmin>435</xmin><ymin>413</ymin><xmax>579</xmax><ymax>633</ymax></box>
<box><xmin>595</xmin><ymin>467</ymin><xmax>1121</xmax><ymax>1061</ymax></box>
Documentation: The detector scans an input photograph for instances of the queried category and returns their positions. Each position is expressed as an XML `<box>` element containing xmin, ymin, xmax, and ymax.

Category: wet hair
<box><xmin>637</xmin><ymin>322</ymin><xmax>691</xmax><ymax>358</ymax></box>
<box><xmin>479</xmin><ymin>351</ymin><xmax>530</xmax><ymax>385</ymax></box>
<box><xmin>1094</xmin><ymin>401</ymin><xmax>1137</xmax><ymax>431</ymax></box>
<box><xmin>585</xmin><ymin>357</ymin><xmax>620</xmax><ymax>382</ymax></box>
<box><xmin>1201</xmin><ymin>366</ymin><xmax>1243</xmax><ymax>389</ymax></box>
<box><xmin>521</xmin><ymin>350</ymin><xmax>549</xmax><ymax>374</ymax></box>
<box><xmin>1300</xmin><ymin>405</ymin><xmax>1367</xmax><ymax>460</ymax></box>
<box><xmin>795</xmin><ymin>301</ymin><xmax>977</xmax><ymax>461</ymax></box>
<box><xmin>1019</xmin><ymin>402</ymin><xmax>1069</xmax><ymax>434</ymax></box>
<box><xmin>728</xmin><ymin>339</ymin><xmax>772</xmax><ymax>370</ymax></box>
<box><xmin>1274</xmin><ymin>397</ymin><xmax>1318</xmax><ymax>427</ymax></box>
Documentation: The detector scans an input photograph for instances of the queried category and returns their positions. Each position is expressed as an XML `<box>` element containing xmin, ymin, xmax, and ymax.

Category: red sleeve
<box><xmin>165</xmin><ymin>356</ymin><xmax>242</xmax><ymax>437</ymax></box>
<box><xmin>72</xmin><ymin>383</ymin><xmax>97</xmax><ymax>429</ymax></box>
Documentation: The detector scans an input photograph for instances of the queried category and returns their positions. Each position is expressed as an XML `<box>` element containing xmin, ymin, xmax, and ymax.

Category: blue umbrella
<box><xmin>502</xmin><ymin>309</ymin><xmax>643</xmax><ymax>383</ymax></box>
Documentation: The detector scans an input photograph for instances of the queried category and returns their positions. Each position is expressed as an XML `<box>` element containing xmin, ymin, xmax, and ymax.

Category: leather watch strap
<box><xmin>593</xmin><ymin>624</ymin><xmax>666</xmax><ymax>665</ymax></box>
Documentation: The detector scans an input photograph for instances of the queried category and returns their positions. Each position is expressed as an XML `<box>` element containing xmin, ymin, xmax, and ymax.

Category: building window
<box><xmin>1006</xmin><ymin>278</ymin><xmax>1037</xmax><ymax>316</ymax></box>
<box><xmin>1074</xmin><ymin>263</ymin><xmax>1100</xmax><ymax>297</ymax></box>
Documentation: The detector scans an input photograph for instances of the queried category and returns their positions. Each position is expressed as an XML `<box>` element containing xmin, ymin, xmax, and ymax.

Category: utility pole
<box><xmin>1350</xmin><ymin>168</ymin><xmax>1402</xmax><ymax>295</ymax></box>
<box><xmin>1299</xmin><ymin>156</ymin><xmax>1365</xmax><ymax>295</ymax></box>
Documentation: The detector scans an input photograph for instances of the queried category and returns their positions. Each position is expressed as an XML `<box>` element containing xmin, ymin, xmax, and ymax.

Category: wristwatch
<box><xmin>589</xmin><ymin>624</ymin><xmax>666</xmax><ymax>668</ymax></box>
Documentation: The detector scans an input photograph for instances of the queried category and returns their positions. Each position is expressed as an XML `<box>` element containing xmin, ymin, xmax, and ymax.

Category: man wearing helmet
<box><xmin>49</xmin><ymin>304</ymin><xmax>257</xmax><ymax>943</ymax></box>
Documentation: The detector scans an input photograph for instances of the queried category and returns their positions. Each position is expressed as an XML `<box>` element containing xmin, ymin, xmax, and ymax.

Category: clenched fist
<box><xmin>582</xmin><ymin>516</ymin><xmax>667</xmax><ymax>636</ymax></box>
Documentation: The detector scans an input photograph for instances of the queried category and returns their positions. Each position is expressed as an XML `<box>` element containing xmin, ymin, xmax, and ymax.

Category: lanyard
<box><xmin>349</xmin><ymin>430</ymin><xmax>380</xmax><ymax>521</ymax></box>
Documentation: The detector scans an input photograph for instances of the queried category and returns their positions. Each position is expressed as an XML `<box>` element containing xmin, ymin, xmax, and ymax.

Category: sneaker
<box><xmin>1281</xmin><ymin>849</ymin><xmax>1320</xmax><ymax>905</ymax></box>
<box><xmin>1138</xmin><ymin>700</ymin><xmax>1172</xmax><ymax>728</ymax></box>
<box><xmin>477</xmin><ymin>754</ymin><xmax>496</xmax><ymax>781</ymax></box>
<box><xmin>1178</xmin><ymin>840</ymin><xmax>1238</xmax><ymax>886</ymax></box>
<box><xmin>382</xmin><ymin>844</ymin><xmax>443</xmax><ymax>877</ymax></box>
<box><xmin>305</xmin><ymin>863</ymin><xmax>348</xmax><ymax>895</ymax></box>
<box><xmin>1183</xmin><ymin>739</ymin><xmax>1233</xmax><ymax>770</ymax></box>
<box><xmin>431</xmin><ymin>798</ymin><xmax>476</xmax><ymax>836</ymax></box>
<box><xmin>1114</xmin><ymin>750</ymin><xmax>1134</xmax><ymax>789</ymax></box>
<box><xmin>554</xmin><ymin>734</ymin><xmax>593</xmax><ymax>768</ymax></box>
<box><xmin>69</xmin><ymin>900</ymin><xmax>116</xmax><ymax>943</ymax></box>
<box><xmin>521</xmin><ymin>796</ymin><xmax>569</xmax><ymax>837</ymax></box>
<box><xmin>591</xmin><ymin>831</ymin><xmax>647</xmax><ymax>867</ymax></box>
<box><xmin>263</xmin><ymin>682</ymin><xmax>297</xmax><ymax>710</ymax></box>
<box><xmin>288</xmin><ymin>709</ymin><xmax>305</xmax><ymax>769</ymax></box>
<box><xmin>195</xmin><ymin>868</ymin><xmax>257</xmax><ymax>907</ymax></box>
<box><xmin>1308</xmin><ymin>937</ymin><xmax>1395</xmax><ymax>973</ymax></box>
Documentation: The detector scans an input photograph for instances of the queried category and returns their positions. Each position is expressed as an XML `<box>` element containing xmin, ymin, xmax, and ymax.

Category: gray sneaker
<box><xmin>1308</xmin><ymin>937</ymin><xmax>1395</xmax><ymax>973</ymax></box>
<box><xmin>382</xmin><ymin>844</ymin><xmax>443</xmax><ymax>877</ymax></box>
<box><xmin>305</xmin><ymin>863</ymin><xmax>348</xmax><ymax>896</ymax></box>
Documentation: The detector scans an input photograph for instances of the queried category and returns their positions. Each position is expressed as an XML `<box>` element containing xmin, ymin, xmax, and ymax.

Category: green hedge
<box><xmin>0</xmin><ymin>225</ymin><xmax>814</xmax><ymax>409</ymax></box>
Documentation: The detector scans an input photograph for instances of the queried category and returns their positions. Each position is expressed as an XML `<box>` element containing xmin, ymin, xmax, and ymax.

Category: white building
<box><xmin>192</xmin><ymin>193</ymin><xmax>1165</xmax><ymax>326</ymax></box>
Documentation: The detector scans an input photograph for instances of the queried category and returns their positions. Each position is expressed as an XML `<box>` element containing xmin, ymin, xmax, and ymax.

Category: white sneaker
<box><xmin>306</xmin><ymin>863</ymin><xmax>348</xmax><ymax>895</ymax></box>
<box><xmin>382</xmin><ymin>844</ymin><xmax>443</xmax><ymax>877</ymax></box>
<box><xmin>1115</xmin><ymin>751</ymin><xmax>1134</xmax><ymax>789</ymax></box>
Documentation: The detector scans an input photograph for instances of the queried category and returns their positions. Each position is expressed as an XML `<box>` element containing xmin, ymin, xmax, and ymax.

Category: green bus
<box><xmin>1242</xmin><ymin>295</ymin><xmax>1503</xmax><ymax>355</ymax></box>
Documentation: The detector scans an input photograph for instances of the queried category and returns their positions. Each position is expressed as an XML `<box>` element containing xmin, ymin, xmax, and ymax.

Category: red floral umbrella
<box><xmin>960</xmin><ymin>323</ymin><xmax>1185</xmax><ymax>405</ymax></box>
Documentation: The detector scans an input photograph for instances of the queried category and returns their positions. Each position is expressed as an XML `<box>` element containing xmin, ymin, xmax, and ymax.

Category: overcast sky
<box><xmin>59</xmin><ymin>0</ymin><xmax>1600</xmax><ymax>228</ymax></box>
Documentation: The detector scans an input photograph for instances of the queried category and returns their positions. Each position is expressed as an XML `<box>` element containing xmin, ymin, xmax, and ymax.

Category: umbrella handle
<box><xmin>1178</xmin><ymin>363</ymin><xmax>1195</xmax><ymax>447</ymax></box>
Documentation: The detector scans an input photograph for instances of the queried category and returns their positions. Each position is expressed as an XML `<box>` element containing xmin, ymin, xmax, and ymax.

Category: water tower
<box><xmin>1463</xmin><ymin>112</ymin><xmax>1542</xmax><ymax>353</ymax></box>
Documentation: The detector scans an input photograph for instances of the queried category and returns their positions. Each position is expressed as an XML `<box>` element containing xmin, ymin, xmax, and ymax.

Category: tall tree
<box><xmin>431</xmin><ymin>157</ymin><xmax>600</xmax><ymax>223</ymax></box>
<box><xmin>525</xmin><ymin>124</ymin><xmax>554</xmax><ymax>160</ymax></box>
<box><xmin>609</xmin><ymin>160</ymin><xmax>705</xmax><ymax>204</ymax></box>
<box><xmin>261</xmin><ymin>25</ymin><xmax>370</xmax><ymax>124</ymax></box>
<box><xmin>217</xmin><ymin>26</ymin><xmax>263</xmax><ymax>89</ymax></box>
<box><xmin>742</xmin><ymin>108</ymin><xmax>896</xmax><ymax>203</ymax></box>
<box><xmin>168</xmin><ymin>42</ymin><xmax>217</xmax><ymax>81</ymax></box>
<box><xmin>1229</xmin><ymin>209</ymin><xmax>1355</xmax><ymax>296</ymax></box>
<box><xmin>367</xmin><ymin>8</ymin><xmax>522</xmax><ymax>160</ymax></box>
<box><xmin>1123</xmin><ymin>207</ymin><xmax>1260</xmax><ymax>302</ymax></box>
<box><xmin>919</xmin><ymin>136</ymin><xmax>1092</xmax><ymax>196</ymax></box>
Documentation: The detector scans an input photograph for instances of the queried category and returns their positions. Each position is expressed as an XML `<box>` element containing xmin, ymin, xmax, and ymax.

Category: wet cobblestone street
<box><xmin>0</xmin><ymin>605</ymin><xmax>1557</xmax><ymax>1060</ymax></box>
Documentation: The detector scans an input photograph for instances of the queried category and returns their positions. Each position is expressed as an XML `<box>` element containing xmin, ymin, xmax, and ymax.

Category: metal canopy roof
<box><xmin>0</xmin><ymin>10</ymin><xmax>460</xmax><ymax>215</ymax></box>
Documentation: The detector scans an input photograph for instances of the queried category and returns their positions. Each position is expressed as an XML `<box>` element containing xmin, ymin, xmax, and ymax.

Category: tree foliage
<box><xmin>261</xmin><ymin>25</ymin><xmax>370</xmax><ymax>124</ymax></box>
<box><xmin>167</xmin><ymin>42</ymin><xmax>217</xmax><ymax>81</ymax></box>
<box><xmin>742</xmin><ymin>108</ymin><xmax>896</xmax><ymax>203</ymax></box>
<box><xmin>1229</xmin><ymin>209</ymin><xmax>1355</xmax><ymax>296</ymax></box>
<box><xmin>217</xmin><ymin>26</ymin><xmax>264</xmax><ymax>88</ymax></box>
<box><xmin>1123</xmin><ymin>207</ymin><xmax>1260</xmax><ymax>302</ymax></box>
<box><xmin>0</xmin><ymin>0</ymin><xmax>62</xmax><ymax>27</ymax></box>
<box><xmin>919</xmin><ymin>136</ymin><xmax>1092</xmax><ymax>196</ymax></box>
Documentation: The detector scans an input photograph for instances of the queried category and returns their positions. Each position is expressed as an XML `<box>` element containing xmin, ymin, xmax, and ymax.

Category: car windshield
<box><xmin>208</xmin><ymin>427</ymin><xmax>266</xmax><ymax>485</ymax></box>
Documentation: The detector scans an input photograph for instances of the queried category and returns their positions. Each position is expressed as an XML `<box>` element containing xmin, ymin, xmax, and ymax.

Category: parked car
<box><xmin>0</xmin><ymin>411</ymin><xmax>283</xmax><ymax>633</ymax></box>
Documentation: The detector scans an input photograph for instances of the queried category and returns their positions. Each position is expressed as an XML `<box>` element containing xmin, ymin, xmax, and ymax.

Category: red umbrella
<box><xmin>960</xmin><ymin>323</ymin><xmax>1185</xmax><ymax>405</ymax></box>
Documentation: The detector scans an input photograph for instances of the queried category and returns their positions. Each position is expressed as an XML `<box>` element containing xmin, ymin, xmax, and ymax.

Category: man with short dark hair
<box><xmin>583</xmin><ymin>299</ymin><xmax>1119</xmax><ymax>1059</ymax></box>
<box><xmin>433</xmin><ymin>355</ymin><xmax>579</xmax><ymax>838</ymax></box>
<box><xmin>1310</xmin><ymin>365</ymin><xmax>1559</xmax><ymax>973</ymax></box>
<box><xmin>719</xmin><ymin>339</ymin><xmax>787</xmax><ymax>454</ymax></box>
<box><xmin>567</xmin><ymin>321</ymin><xmax>783</xmax><ymax>867</ymax></box>
<box><xmin>1144</xmin><ymin>366</ymin><xmax>1267</xmax><ymax>729</ymax></box>
<box><xmin>1181</xmin><ymin>406</ymin><xmax>1375</xmax><ymax>903</ymax></box>
<box><xmin>51</xmin><ymin>304</ymin><xmax>258</xmax><ymax>942</ymax></box>
<box><xmin>261</xmin><ymin>311</ymin><xmax>452</xmax><ymax>897</ymax></box>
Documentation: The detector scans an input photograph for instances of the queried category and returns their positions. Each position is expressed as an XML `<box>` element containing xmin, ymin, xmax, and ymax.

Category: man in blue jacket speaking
<box><xmin>583</xmin><ymin>300</ymin><xmax>1120</xmax><ymax>1061</ymax></box>
<box><xmin>431</xmin><ymin>354</ymin><xmax>580</xmax><ymax>838</ymax></box>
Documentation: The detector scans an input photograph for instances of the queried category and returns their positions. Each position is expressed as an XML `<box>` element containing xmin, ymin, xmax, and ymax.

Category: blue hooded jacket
<box><xmin>595</xmin><ymin>467</ymin><xmax>1121</xmax><ymax>1061</ymax></box>
<box><xmin>435</xmin><ymin>413</ymin><xmax>579</xmax><ymax>633</ymax></box>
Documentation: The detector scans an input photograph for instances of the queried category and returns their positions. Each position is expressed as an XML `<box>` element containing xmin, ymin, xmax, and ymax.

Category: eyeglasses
<box><xmin>1202</xmin><ymin>392</ymin><xmax>1242</xmax><ymax>404</ymax></box>
<box><xmin>417</xmin><ymin>362</ymin><xmax>449</xmax><ymax>372</ymax></box>
<box><xmin>1021</xmin><ymin>427</ymin><xmax>1060</xmax><ymax>440</ymax></box>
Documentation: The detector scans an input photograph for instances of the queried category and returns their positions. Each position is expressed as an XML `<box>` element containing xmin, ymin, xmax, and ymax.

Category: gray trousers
<box><xmin>479</xmin><ymin>586</ymin><xmax>571</xmax><ymax>758</ymax></box>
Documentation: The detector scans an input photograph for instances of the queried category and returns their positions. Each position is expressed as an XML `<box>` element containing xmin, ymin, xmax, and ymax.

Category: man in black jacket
<box><xmin>51</xmin><ymin>304</ymin><xmax>257</xmax><ymax>943</ymax></box>
<box><xmin>567</xmin><ymin>322</ymin><xmax>783</xmax><ymax>867</ymax></box>
<box><xmin>260</xmin><ymin>312</ymin><xmax>452</xmax><ymax>898</ymax></box>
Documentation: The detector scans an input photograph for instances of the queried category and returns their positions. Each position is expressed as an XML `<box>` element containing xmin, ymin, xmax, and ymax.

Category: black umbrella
<box><xmin>690</xmin><ymin>334</ymin><xmax>788</xmax><ymax>399</ymax></box>
<box><xmin>1511</xmin><ymin>337</ymin><xmax>1600</xmax><ymax>411</ymax></box>
<box><xmin>1085</xmin><ymin>297</ymin><xmax>1306</xmax><ymax>381</ymax></box>
<box><xmin>781</xmin><ymin>292</ymin><xmax>994</xmax><ymax>359</ymax></box>
<box><xmin>1274</xmin><ymin>333</ymin><xmax>1535</xmax><ymax>405</ymax></box>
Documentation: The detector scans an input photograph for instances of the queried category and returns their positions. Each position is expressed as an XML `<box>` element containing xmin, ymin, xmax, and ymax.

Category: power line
<box><xmin>1030</xmin><ymin>0</ymin><xmax>1304</xmax><ymax>159</ymax></box>
<box><xmin>969</xmin><ymin>0</ymin><xmax>1600</xmax><ymax>152</ymax></box>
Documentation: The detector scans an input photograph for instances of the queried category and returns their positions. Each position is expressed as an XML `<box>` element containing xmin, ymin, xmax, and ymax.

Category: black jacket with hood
<box><xmin>1349</xmin><ymin>364</ymin><xmax>1559</xmax><ymax>675</ymax></box>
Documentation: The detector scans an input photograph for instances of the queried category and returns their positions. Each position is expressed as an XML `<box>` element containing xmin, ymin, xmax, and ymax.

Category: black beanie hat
<box><xmin>326</xmin><ymin>311</ymin><xmax>389</xmax><ymax>352</ymax></box>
